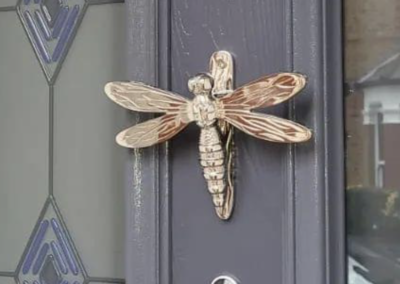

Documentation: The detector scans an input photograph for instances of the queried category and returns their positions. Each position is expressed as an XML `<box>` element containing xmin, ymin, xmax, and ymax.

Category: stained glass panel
<box><xmin>0</xmin><ymin>1</ymin><xmax>126</xmax><ymax>283</ymax></box>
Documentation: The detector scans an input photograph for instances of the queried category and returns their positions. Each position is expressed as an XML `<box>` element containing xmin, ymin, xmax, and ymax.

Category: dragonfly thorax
<box><xmin>192</xmin><ymin>95</ymin><xmax>217</xmax><ymax>127</ymax></box>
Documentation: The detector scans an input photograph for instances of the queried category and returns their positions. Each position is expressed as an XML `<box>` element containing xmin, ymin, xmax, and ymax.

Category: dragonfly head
<box><xmin>188</xmin><ymin>73</ymin><xmax>214</xmax><ymax>97</ymax></box>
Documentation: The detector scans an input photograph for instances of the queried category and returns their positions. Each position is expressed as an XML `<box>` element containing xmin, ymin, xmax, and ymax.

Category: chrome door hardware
<box><xmin>211</xmin><ymin>275</ymin><xmax>239</xmax><ymax>284</ymax></box>
<box><xmin>105</xmin><ymin>51</ymin><xmax>312</xmax><ymax>221</ymax></box>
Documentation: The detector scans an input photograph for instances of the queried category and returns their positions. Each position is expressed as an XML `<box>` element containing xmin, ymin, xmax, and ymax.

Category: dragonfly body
<box><xmin>189</xmin><ymin>74</ymin><xmax>229</xmax><ymax>216</ymax></box>
<box><xmin>199</xmin><ymin>127</ymin><xmax>226</xmax><ymax>211</ymax></box>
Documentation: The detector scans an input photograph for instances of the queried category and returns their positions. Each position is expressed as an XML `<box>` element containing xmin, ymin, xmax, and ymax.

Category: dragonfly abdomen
<box><xmin>199</xmin><ymin>127</ymin><xmax>226</xmax><ymax>214</ymax></box>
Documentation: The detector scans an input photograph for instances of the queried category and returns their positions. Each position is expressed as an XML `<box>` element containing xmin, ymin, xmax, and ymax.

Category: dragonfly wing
<box><xmin>105</xmin><ymin>81</ymin><xmax>191</xmax><ymax>122</ymax></box>
<box><xmin>223</xmin><ymin>111</ymin><xmax>311</xmax><ymax>143</ymax></box>
<box><xmin>220</xmin><ymin>73</ymin><xmax>306</xmax><ymax>110</ymax></box>
<box><xmin>116</xmin><ymin>114</ymin><xmax>189</xmax><ymax>148</ymax></box>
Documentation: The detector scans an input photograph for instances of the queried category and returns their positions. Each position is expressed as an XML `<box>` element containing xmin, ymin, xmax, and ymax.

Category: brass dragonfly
<box><xmin>105</xmin><ymin>52</ymin><xmax>311</xmax><ymax>220</ymax></box>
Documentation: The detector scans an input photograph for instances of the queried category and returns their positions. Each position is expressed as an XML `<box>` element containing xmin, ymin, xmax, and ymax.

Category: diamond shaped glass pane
<box><xmin>17</xmin><ymin>199</ymin><xmax>85</xmax><ymax>284</ymax></box>
<box><xmin>18</xmin><ymin>0</ymin><xmax>86</xmax><ymax>82</ymax></box>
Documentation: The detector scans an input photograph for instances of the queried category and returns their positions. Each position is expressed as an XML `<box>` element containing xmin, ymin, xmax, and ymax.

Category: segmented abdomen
<box><xmin>199</xmin><ymin>127</ymin><xmax>226</xmax><ymax>209</ymax></box>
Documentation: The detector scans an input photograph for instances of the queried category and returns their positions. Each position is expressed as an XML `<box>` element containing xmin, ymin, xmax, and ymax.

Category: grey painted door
<box><xmin>125</xmin><ymin>1</ymin><xmax>345</xmax><ymax>284</ymax></box>
<box><xmin>0</xmin><ymin>1</ymin><xmax>127</xmax><ymax>284</ymax></box>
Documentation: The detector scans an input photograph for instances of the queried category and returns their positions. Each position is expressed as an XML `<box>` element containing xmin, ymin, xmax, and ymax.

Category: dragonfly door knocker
<box><xmin>105</xmin><ymin>51</ymin><xmax>312</xmax><ymax>221</ymax></box>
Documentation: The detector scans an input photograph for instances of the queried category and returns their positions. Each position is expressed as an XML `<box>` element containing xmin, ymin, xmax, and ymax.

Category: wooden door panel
<box><xmin>170</xmin><ymin>1</ymin><xmax>292</xmax><ymax>283</ymax></box>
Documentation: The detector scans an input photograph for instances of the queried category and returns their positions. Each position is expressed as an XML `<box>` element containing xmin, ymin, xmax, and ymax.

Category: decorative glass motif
<box><xmin>17</xmin><ymin>198</ymin><xmax>85</xmax><ymax>284</ymax></box>
<box><xmin>17</xmin><ymin>0</ymin><xmax>86</xmax><ymax>82</ymax></box>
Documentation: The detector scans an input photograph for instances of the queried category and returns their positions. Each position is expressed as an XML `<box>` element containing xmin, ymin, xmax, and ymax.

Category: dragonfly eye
<box><xmin>188</xmin><ymin>73</ymin><xmax>214</xmax><ymax>95</ymax></box>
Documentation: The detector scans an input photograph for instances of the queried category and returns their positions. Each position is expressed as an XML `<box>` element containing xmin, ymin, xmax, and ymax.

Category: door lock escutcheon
<box><xmin>105</xmin><ymin>51</ymin><xmax>312</xmax><ymax>221</ymax></box>
<box><xmin>211</xmin><ymin>275</ymin><xmax>239</xmax><ymax>284</ymax></box>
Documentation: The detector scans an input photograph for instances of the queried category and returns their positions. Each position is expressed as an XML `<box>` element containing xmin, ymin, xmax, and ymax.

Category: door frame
<box><xmin>123</xmin><ymin>0</ymin><xmax>345</xmax><ymax>284</ymax></box>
